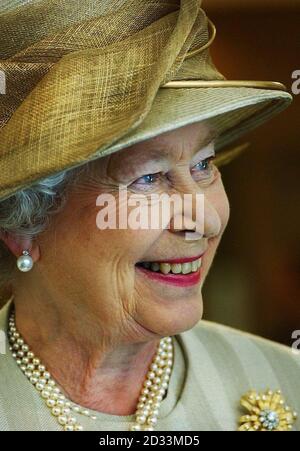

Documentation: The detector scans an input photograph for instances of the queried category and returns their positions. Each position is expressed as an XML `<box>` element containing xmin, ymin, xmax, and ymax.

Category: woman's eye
<box><xmin>140</xmin><ymin>174</ymin><xmax>160</xmax><ymax>184</ymax></box>
<box><xmin>129</xmin><ymin>172</ymin><xmax>163</xmax><ymax>190</ymax></box>
<box><xmin>191</xmin><ymin>156</ymin><xmax>216</xmax><ymax>180</ymax></box>
<box><xmin>129</xmin><ymin>157</ymin><xmax>216</xmax><ymax>191</ymax></box>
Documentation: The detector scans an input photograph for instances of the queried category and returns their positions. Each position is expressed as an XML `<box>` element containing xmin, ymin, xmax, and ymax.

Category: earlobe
<box><xmin>0</xmin><ymin>231</ymin><xmax>37</xmax><ymax>261</ymax></box>
<box><xmin>16</xmin><ymin>242</ymin><xmax>40</xmax><ymax>265</ymax></box>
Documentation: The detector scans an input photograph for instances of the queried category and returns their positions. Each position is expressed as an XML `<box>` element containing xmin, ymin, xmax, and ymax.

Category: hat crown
<box><xmin>0</xmin><ymin>0</ymin><xmax>224</xmax><ymax>129</ymax></box>
<box><xmin>0</xmin><ymin>0</ymin><xmax>292</xmax><ymax>201</ymax></box>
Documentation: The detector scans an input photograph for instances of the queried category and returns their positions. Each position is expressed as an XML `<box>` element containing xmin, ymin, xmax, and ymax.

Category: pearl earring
<box><xmin>16</xmin><ymin>250</ymin><xmax>34</xmax><ymax>272</ymax></box>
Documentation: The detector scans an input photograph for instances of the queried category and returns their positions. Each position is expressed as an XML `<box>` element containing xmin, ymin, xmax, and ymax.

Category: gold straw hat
<box><xmin>0</xmin><ymin>0</ymin><xmax>293</xmax><ymax>201</ymax></box>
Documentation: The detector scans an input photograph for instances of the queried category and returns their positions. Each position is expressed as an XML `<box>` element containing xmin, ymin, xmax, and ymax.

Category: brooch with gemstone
<box><xmin>238</xmin><ymin>389</ymin><xmax>298</xmax><ymax>431</ymax></box>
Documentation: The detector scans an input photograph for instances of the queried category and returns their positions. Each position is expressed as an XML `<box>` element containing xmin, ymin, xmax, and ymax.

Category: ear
<box><xmin>0</xmin><ymin>231</ymin><xmax>40</xmax><ymax>262</ymax></box>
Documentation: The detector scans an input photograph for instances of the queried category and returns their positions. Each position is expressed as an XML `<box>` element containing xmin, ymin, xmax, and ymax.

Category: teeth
<box><xmin>160</xmin><ymin>263</ymin><xmax>171</xmax><ymax>274</ymax></box>
<box><xmin>150</xmin><ymin>262</ymin><xmax>160</xmax><ymax>272</ymax></box>
<box><xmin>181</xmin><ymin>262</ymin><xmax>192</xmax><ymax>274</ymax></box>
<box><xmin>170</xmin><ymin>263</ymin><xmax>181</xmax><ymax>274</ymax></box>
<box><xmin>141</xmin><ymin>258</ymin><xmax>202</xmax><ymax>274</ymax></box>
<box><xmin>191</xmin><ymin>260</ymin><xmax>198</xmax><ymax>272</ymax></box>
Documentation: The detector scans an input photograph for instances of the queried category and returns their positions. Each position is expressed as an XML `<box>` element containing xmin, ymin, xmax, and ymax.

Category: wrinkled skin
<box><xmin>1</xmin><ymin>121</ymin><xmax>230</xmax><ymax>415</ymax></box>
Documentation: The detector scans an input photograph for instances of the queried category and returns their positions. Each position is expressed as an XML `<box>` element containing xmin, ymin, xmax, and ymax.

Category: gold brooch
<box><xmin>239</xmin><ymin>389</ymin><xmax>298</xmax><ymax>431</ymax></box>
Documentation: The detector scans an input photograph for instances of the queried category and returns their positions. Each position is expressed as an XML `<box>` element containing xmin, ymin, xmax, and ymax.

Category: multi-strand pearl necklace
<box><xmin>7</xmin><ymin>307</ymin><xmax>174</xmax><ymax>431</ymax></box>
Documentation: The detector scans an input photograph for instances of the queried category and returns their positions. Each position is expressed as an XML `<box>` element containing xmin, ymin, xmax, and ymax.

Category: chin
<box><xmin>137</xmin><ymin>292</ymin><xmax>204</xmax><ymax>338</ymax></box>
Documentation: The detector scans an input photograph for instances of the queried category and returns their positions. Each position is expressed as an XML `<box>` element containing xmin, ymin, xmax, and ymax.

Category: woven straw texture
<box><xmin>0</xmin><ymin>0</ymin><xmax>293</xmax><ymax>201</ymax></box>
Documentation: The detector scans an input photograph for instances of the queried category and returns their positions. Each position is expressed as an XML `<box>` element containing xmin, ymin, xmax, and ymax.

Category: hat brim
<box><xmin>0</xmin><ymin>85</ymin><xmax>292</xmax><ymax>201</ymax></box>
<box><xmin>92</xmin><ymin>85</ymin><xmax>292</xmax><ymax>160</ymax></box>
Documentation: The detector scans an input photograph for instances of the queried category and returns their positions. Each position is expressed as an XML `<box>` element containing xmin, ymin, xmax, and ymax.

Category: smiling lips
<box><xmin>135</xmin><ymin>254</ymin><xmax>204</xmax><ymax>287</ymax></box>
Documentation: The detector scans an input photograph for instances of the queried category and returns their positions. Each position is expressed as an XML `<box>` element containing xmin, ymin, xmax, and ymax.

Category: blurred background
<box><xmin>202</xmin><ymin>0</ymin><xmax>300</xmax><ymax>345</ymax></box>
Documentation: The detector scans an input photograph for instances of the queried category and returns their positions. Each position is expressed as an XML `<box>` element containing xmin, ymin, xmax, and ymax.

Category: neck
<box><xmin>12</xmin><ymin>291</ymin><xmax>163</xmax><ymax>416</ymax></box>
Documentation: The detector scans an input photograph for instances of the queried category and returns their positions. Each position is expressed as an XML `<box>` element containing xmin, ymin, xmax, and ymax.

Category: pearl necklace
<box><xmin>7</xmin><ymin>307</ymin><xmax>174</xmax><ymax>431</ymax></box>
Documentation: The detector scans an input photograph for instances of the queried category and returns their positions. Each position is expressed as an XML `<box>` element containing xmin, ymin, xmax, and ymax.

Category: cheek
<box><xmin>202</xmin><ymin>177</ymin><xmax>230</xmax><ymax>269</ymax></box>
<box><xmin>56</xmin><ymin>189</ymin><xmax>161</xmax><ymax>277</ymax></box>
<box><xmin>211</xmin><ymin>175</ymin><xmax>230</xmax><ymax>234</ymax></box>
<box><xmin>219</xmin><ymin>190</ymin><xmax>230</xmax><ymax>235</ymax></box>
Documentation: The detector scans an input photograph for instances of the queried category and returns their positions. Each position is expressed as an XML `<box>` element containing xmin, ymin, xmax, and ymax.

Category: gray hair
<box><xmin>0</xmin><ymin>164</ymin><xmax>87</xmax><ymax>298</ymax></box>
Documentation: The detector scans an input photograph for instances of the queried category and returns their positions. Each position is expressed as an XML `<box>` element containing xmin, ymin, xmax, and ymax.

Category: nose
<box><xmin>168</xmin><ymin>173</ymin><xmax>222</xmax><ymax>241</ymax></box>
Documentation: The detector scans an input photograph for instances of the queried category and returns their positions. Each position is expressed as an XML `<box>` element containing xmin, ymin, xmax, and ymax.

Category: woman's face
<box><xmin>36</xmin><ymin>121</ymin><xmax>230</xmax><ymax>342</ymax></box>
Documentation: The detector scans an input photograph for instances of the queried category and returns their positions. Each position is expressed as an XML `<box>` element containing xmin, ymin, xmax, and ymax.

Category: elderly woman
<box><xmin>0</xmin><ymin>0</ymin><xmax>299</xmax><ymax>432</ymax></box>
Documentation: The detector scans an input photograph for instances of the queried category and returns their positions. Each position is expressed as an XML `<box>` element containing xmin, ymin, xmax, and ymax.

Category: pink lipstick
<box><xmin>135</xmin><ymin>265</ymin><xmax>202</xmax><ymax>287</ymax></box>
